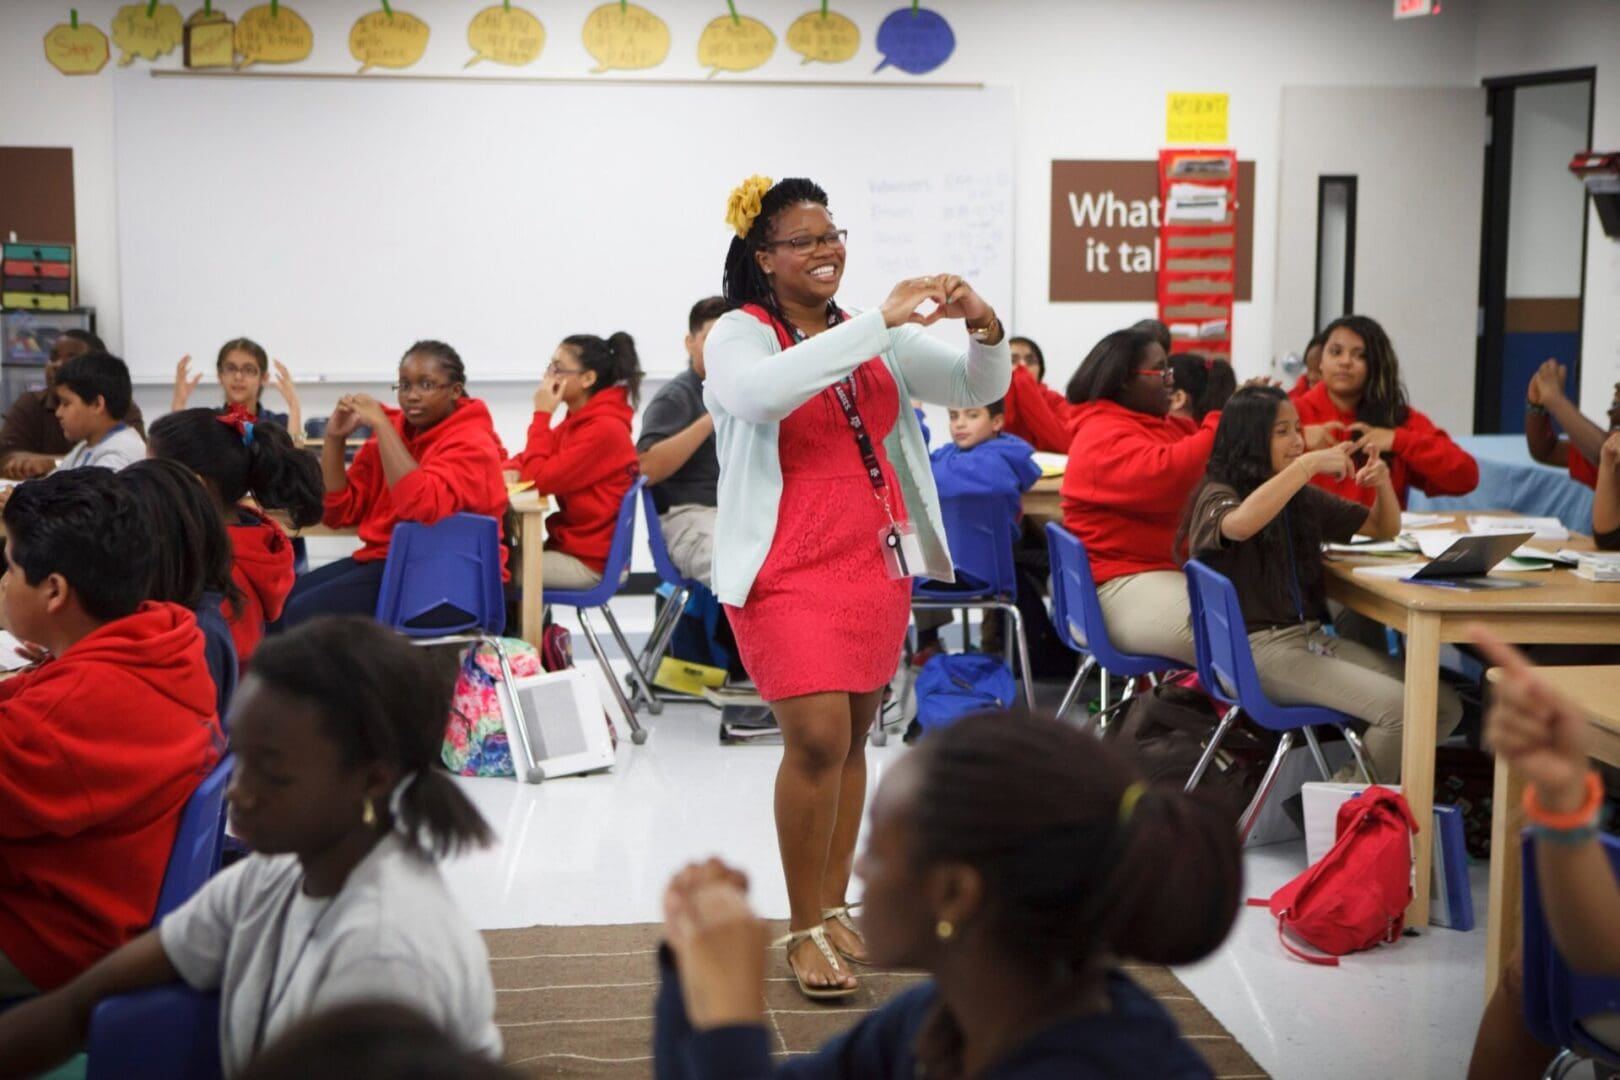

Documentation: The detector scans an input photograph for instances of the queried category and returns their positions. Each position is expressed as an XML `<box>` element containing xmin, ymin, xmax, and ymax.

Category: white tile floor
<box><xmin>439</xmin><ymin>596</ymin><xmax>1497</xmax><ymax>1079</ymax></box>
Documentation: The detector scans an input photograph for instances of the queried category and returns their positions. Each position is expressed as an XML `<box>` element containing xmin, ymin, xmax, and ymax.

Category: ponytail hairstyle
<box><xmin>118</xmin><ymin>458</ymin><xmax>243</xmax><ymax>612</ymax></box>
<box><xmin>248</xmin><ymin>616</ymin><xmax>493</xmax><ymax>860</ymax></box>
<box><xmin>721</xmin><ymin>177</ymin><xmax>843</xmax><ymax>335</ymax></box>
<box><xmin>148</xmin><ymin>407</ymin><xmax>324</xmax><ymax>527</ymax></box>
<box><xmin>562</xmin><ymin>332</ymin><xmax>643</xmax><ymax>408</ymax></box>
<box><xmin>1170</xmin><ymin>353</ymin><xmax>1237</xmax><ymax>422</ymax></box>
<box><xmin>908</xmin><ymin>712</ymin><xmax>1242</xmax><ymax>975</ymax></box>
<box><xmin>217</xmin><ymin>337</ymin><xmax>270</xmax><ymax>400</ymax></box>
<box><xmin>1321</xmin><ymin>314</ymin><xmax>1410</xmax><ymax>429</ymax></box>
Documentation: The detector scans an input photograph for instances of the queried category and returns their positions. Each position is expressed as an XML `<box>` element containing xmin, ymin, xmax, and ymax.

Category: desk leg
<box><xmin>1486</xmin><ymin>759</ymin><xmax>1527</xmax><ymax>1004</ymax></box>
<box><xmin>519</xmin><ymin>515</ymin><xmax>545</xmax><ymax>649</ymax></box>
<box><xmin>1402</xmin><ymin>611</ymin><xmax>1441</xmax><ymax>930</ymax></box>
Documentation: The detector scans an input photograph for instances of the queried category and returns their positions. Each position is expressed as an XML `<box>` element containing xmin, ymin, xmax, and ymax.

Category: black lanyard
<box><xmin>781</xmin><ymin>314</ymin><xmax>897</xmax><ymax>520</ymax></box>
<box><xmin>1282</xmin><ymin>506</ymin><xmax>1306</xmax><ymax>624</ymax></box>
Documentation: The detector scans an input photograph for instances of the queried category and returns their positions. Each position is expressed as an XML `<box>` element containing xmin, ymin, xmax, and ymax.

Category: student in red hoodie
<box><xmin>148</xmin><ymin>406</ymin><xmax>324</xmax><ymax>665</ymax></box>
<box><xmin>284</xmin><ymin>341</ymin><xmax>509</xmax><ymax>625</ymax></box>
<box><xmin>512</xmin><ymin>332</ymin><xmax>642</xmax><ymax>589</ymax></box>
<box><xmin>1000</xmin><ymin>335</ymin><xmax>1076</xmax><ymax>453</ymax></box>
<box><xmin>1293</xmin><ymin>314</ymin><xmax>1478</xmax><ymax>507</ymax></box>
<box><xmin>1059</xmin><ymin>327</ymin><xmax>1219</xmax><ymax>667</ymax></box>
<box><xmin>0</xmin><ymin>468</ymin><xmax>222</xmax><ymax>995</ymax></box>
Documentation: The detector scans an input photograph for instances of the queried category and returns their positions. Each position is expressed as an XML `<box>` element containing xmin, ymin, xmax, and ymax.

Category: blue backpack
<box><xmin>915</xmin><ymin>653</ymin><xmax>1017</xmax><ymax>733</ymax></box>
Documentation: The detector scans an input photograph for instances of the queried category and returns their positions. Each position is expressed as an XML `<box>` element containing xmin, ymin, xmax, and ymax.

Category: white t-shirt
<box><xmin>159</xmin><ymin>833</ymin><xmax>502</xmax><ymax>1076</ymax></box>
<box><xmin>53</xmin><ymin>424</ymin><xmax>145</xmax><ymax>472</ymax></box>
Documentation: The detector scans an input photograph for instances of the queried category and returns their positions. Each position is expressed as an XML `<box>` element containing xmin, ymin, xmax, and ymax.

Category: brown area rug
<box><xmin>484</xmin><ymin>922</ymin><xmax>1268</xmax><ymax>1078</ymax></box>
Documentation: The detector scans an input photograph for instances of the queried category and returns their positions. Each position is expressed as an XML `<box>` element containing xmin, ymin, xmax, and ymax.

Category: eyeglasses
<box><xmin>545</xmin><ymin>362</ymin><xmax>586</xmax><ymax>376</ymax></box>
<box><xmin>1137</xmin><ymin>367</ymin><xmax>1173</xmax><ymax>384</ymax></box>
<box><xmin>391</xmin><ymin>379</ymin><xmax>453</xmax><ymax>395</ymax></box>
<box><xmin>763</xmin><ymin>229</ymin><xmax>849</xmax><ymax>255</ymax></box>
<box><xmin>220</xmin><ymin>364</ymin><xmax>261</xmax><ymax>378</ymax></box>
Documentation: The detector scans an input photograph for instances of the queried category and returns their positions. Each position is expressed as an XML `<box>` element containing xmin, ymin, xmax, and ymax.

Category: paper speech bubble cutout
<box><xmin>697</xmin><ymin>3</ymin><xmax>774</xmax><ymax>77</ymax></box>
<box><xmin>874</xmin><ymin>2</ymin><xmax>953</xmax><ymax>75</ymax></box>
<box><xmin>786</xmin><ymin>3</ymin><xmax>858</xmax><ymax>65</ymax></box>
<box><xmin>184</xmin><ymin>4</ymin><xmax>233</xmax><ymax>68</ymax></box>
<box><xmin>234</xmin><ymin>2</ymin><xmax>312</xmax><ymax>69</ymax></box>
<box><xmin>465</xmin><ymin>3</ymin><xmax>545</xmax><ymax>68</ymax></box>
<box><xmin>581</xmin><ymin>1</ymin><xmax>670</xmax><ymax>74</ymax></box>
<box><xmin>112</xmin><ymin>1</ymin><xmax>183</xmax><ymax>65</ymax></box>
<box><xmin>351</xmin><ymin>2</ymin><xmax>430</xmax><ymax>74</ymax></box>
<box><xmin>45</xmin><ymin>10</ymin><xmax>111</xmax><ymax>75</ymax></box>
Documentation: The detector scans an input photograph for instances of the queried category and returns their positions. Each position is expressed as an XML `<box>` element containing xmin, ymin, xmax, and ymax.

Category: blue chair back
<box><xmin>374</xmin><ymin>513</ymin><xmax>505</xmax><ymax>637</ymax></box>
<box><xmin>153</xmin><ymin>753</ymin><xmax>234</xmax><ymax>922</ymax></box>
<box><xmin>641</xmin><ymin>484</ymin><xmax>696</xmax><ymax>590</ymax></box>
<box><xmin>87</xmin><ymin>984</ymin><xmax>221</xmax><ymax>1080</ymax></box>
<box><xmin>1525</xmin><ymin>831</ymin><xmax>1620</xmax><ymax>1062</ymax></box>
<box><xmin>546</xmin><ymin>477</ymin><xmax>645</xmax><ymax>608</ymax></box>
<box><xmin>1044</xmin><ymin>522</ymin><xmax>1178</xmax><ymax>677</ymax></box>
<box><xmin>916</xmin><ymin>493</ymin><xmax>1017</xmax><ymax>598</ymax></box>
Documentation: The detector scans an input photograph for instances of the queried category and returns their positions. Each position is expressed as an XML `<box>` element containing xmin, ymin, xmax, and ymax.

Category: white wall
<box><xmin>1506</xmin><ymin>79</ymin><xmax>1591</xmax><ymax>299</ymax></box>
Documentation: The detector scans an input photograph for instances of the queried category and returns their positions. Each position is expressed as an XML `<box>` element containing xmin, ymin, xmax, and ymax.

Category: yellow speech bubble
<box><xmin>44</xmin><ymin>13</ymin><xmax>111</xmax><ymax>75</ymax></box>
<box><xmin>112</xmin><ymin>2</ymin><xmax>183</xmax><ymax>66</ymax></box>
<box><xmin>465</xmin><ymin>4</ymin><xmax>545</xmax><ymax>68</ymax></box>
<box><xmin>581</xmin><ymin>2</ymin><xmax>670</xmax><ymax>74</ymax></box>
<box><xmin>234</xmin><ymin>3</ymin><xmax>312</xmax><ymax>69</ymax></box>
<box><xmin>184</xmin><ymin>6</ymin><xmax>233</xmax><ymax>68</ymax></box>
<box><xmin>351</xmin><ymin>6</ymin><xmax>430</xmax><ymax>74</ymax></box>
<box><xmin>786</xmin><ymin>7</ymin><xmax>857</xmax><ymax>65</ymax></box>
<box><xmin>697</xmin><ymin>11</ymin><xmax>775</xmax><ymax>77</ymax></box>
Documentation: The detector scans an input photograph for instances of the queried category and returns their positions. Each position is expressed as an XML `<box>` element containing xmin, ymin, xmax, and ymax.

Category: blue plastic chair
<box><xmin>913</xmin><ymin>493</ymin><xmax>1035</xmax><ymax>709</ymax></box>
<box><xmin>544</xmin><ymin>478</ymin><xmax>649</xmax><ymax>745</ymax></box>
<box><xmin>1183</xmin><ymin>560</ymin><xmax>1375</xmax><ymax>841</ymax></box>
<box><xmin>86</xmin><ymin>984</ymin><xmax>221</xmax><ymax>1080</ymax></box>
<box><xmin>1045</xmin><ymin>522</ymin><xmax>1183</xmax><ymax>728</ymax></box>
<box><xmin>154</xmin><ymin>753</ymin><xmax>235</xmax><ymax>921</ymax></box>
<box><xmin>1523</xmin><ymin>831</ymin><xmax>1620</xmax><ymax>1077</ymax></box>
<box><xmin>631</xmin><ymin>484</ymin><xmax>712</xmax><ymax>714</ymax></box>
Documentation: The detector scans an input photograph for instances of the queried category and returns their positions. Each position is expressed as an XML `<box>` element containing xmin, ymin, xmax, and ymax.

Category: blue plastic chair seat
<box><xmin>154</xmin><ymin>753</ymin><xmax>235</xmax><ymax>922</ymax></box>
<box><xmin>87</xmin><ymin>984</ymin><xmax>221</xmax><ymax>1080</ymax></box>
<box><xmin>1045</xmin><ymin>523</ymin><xmax>1181</xmax><ymax>678</ymax></box>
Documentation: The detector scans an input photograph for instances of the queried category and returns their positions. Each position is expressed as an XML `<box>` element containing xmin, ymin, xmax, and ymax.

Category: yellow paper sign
<box><xmin>786</xmin><ymin>7</ymin><xmax>858</xmax><ymax>65</ymax></box>
<box><xmin>698</xmin><ymin>11</ymin><xmax>775</xmax><ymax>77</ymax></box>
<box><xmin>112</xmin><ymin>2</ymin><xmax>183</xmax><ymax>65</ymax></box>
<box><xmin>44</xmin><ymin>13</ymin><xmax>112</xmax><ymax>75</ymax></box>
<box><xmin>184</xmin><ymin>8</ymin><xmax>234</xmax><ymax>68</ymax></box>
<box><xmin>351</xmin><ymin>7</ymin><xmax>430</xmax><ymax>73</ymax></box>
<box><xmin>581</xmin><ymin>2</ymin><xmax>670</xmax><ymax>74</ymax></box>
<box><xmin>466</xmin><ymin>4</ymin><xmax>545</xmax><ymax>68</ymax></box>
<box><xmin>1166</xmin><ymin>92</ymin><xmax>1229</xmax><ymax>145</ymax></box>
<box><xmin>234</xmin><ymin>3</ymin><xmax>313</xmax><ymax>69</ymax></box>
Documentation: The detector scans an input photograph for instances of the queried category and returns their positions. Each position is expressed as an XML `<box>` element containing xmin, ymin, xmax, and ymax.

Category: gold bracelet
<box><xmin>968</xmin><ymin>314</ymin><xmax>1001</xmax><ymax>343</ymax></box>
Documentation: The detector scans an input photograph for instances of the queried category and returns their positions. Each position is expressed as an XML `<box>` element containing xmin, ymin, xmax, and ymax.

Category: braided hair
<box><xmin>722</xmin><ymin>177</ymin><xmax>843</xmax><ymax>335</ymax></box>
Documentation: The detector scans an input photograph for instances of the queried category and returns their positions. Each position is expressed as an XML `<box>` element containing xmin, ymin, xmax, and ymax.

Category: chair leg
<box><xmin>1301</xmin><ymin>726</ymin><xmax>1334</xmax><ymax>782</ymax></box>
<box><xmin>1342</xmin><ymin>725</ymin><xmax>1379</xmax><ymax>785</ymax></box>
<box><xmin>578</xmin><ymin>609</ymin><xmax>647</xmax><ymax>745</ymax></box>
<box><xmin>636</xmin><ymin>586</ymin><xmax>685</xmax><ymax>676</ymax></box>
<box><xmin>600</xmin><ymin>604</ymin><xmax>662</xmax><ymax>717</ymax></box>
<box><xmin>1055</xmin><ymin>655</ymin><xmax>1097</xmax><ymax>726</ymax></box>
<box><xmin>1543</xmin><ymin>1048</ymin><xmax>1580</xmax><ymax>1080</ymax></box>
<box><xmin>1186</xmin><ymin>708</ymin><xmax>1238</xmax><ymax>790</ymax></box>
<box><xmin>487</xmin><ymin>635</ymin><xmax>540</xmax><ymax>782</ymax></box>
<box><xmin>1238</xmin><ymin>732</ymin><xmax>1297</xmax><ymax>843</ymax></box>
<box><xmin>1098</xmin><ymin>667</ymin><xmax>1111</xmax><ymax>716</ymax></box>
<box><xmin>999</xmin><ymin>602</ymin><xmax>1035</xmax><ymax>710</ymax></box>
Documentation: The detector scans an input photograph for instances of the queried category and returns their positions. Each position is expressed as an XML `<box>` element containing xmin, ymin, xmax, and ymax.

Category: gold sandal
<box><xmin>821</xmin><ymin>903</ymin><xmax>870</xmax><ymax>966</ymax></box>
<box><xmin>773</xmin><ymin>925</ymin><xmax>858</xmax><ymax>1001</ymax></box>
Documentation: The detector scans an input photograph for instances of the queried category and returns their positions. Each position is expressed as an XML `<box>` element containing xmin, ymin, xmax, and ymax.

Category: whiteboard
<box><xmin>112</xmin><ymin>72</ymin><xmax>1013</xmax><ymax>383</ymax></box>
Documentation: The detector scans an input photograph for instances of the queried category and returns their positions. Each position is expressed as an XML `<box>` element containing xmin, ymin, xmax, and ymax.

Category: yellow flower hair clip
<box><xmin>725</xmin><ymin>174</ymin><xmax>775</xmax><ymax>239</ymax></box>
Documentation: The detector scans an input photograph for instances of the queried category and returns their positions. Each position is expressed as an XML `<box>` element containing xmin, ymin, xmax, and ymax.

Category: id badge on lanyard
<box><xmin>830</xmin><ymin>379</ymin><xmax>922</xmax><ymax>581</ymax></box>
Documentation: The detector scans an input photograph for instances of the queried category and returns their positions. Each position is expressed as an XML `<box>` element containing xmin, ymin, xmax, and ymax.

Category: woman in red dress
<box><xmin>704</xmin><ymin>176</ymin><xmax>1009</xmax><ymax>999</ymax></box>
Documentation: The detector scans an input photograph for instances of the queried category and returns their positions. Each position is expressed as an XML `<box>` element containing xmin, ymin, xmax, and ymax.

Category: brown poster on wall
<box><xmin>0</xmin><ymin>147</ymin><xmax>76</xmax><ymax>246</ymax></box>
<box><xmin>1049</xmin><ymin>159</ymin><xmax>1253</xmax><ymax>302</ymax></box>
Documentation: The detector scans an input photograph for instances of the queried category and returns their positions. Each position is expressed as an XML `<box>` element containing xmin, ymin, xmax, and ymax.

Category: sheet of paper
<box><xmin>0</xmin><ymin>631</ymin><xmax>35</xmax><ymax>672</ymax></box>
<box><xmin>1351</xmin><ymin>562</ymin><xmax>1426</xmax><ymax>579</ymax></box>
<box><xmin>1400</xmin><ymin>512</ymin><xmax>1451</xmax><ymax>529</ymax></box>
<box><xmin>1466</xmin><ymin>515</ymin><xmax>1569</xmax><ymax>541</ymax></box>
<box><xmin>1032</xmin><ymin>451</ymin><xmax>1067</xmax><ymax>478</ymax></box>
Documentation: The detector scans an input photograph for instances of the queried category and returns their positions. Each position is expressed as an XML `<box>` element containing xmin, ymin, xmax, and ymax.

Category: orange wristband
<box><xmin>1523</xmin><ymin>770</ymin><xmax>1604</xmax><ymax>830</ymax></box>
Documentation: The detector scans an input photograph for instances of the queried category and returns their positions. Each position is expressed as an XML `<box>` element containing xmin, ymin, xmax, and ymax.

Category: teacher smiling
<box><xmin>701</xmin><ymin>175</ymin><xmax>1010</xmax><ymax>1001</ymax></box>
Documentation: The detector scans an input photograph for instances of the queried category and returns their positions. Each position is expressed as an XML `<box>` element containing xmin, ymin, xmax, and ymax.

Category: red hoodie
<box><xmin>224</xmin><ymin>505</ymin><xmax>294</xmax><ymax>664</ymax></box>
<box><xmin>1291</xmin><ymin>382</ymin><xmax>1479</xmax><ymax>507</ymax></box>
<box><xmin>1060</xmin><ymin>400</ymin><xmax>1219</xmax><ymax>583</ymax></box>
<box><xmin>0</xmin><ymin>602</ymin><xmax>221</xmax><ymax>990</ymax></box>
<box><xmin>512</xmin><ymin>386</ymin><xmax>638</xmax><ymax>573</ymax></box>
<box><xmin>323</xmin><ymin>398</ymin><xmax>510</xmax><ymax>578</ymax></box>
<box><xmin>1002</xmin><ymin>364</ymin><xmax>1078</xmax><ymax>454</ymax></box>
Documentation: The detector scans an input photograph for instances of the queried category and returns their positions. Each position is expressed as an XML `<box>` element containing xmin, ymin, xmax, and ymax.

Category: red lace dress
<box><xmin>724</xmin><ymin>358</ymin><xmax>913</xmax><ymax>702</ymax></box>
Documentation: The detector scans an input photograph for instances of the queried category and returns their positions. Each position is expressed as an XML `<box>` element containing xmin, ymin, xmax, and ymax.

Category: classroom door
<box><xmin>1273</xmin><ymin>86</ymin><xmax>1486</xmax><ymax>436</ymax></box>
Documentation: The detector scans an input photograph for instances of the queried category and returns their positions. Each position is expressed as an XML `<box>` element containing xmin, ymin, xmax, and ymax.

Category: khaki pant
<box><xmin>659</xmin><ymin>505</ymin><xmax>715</xmax><ymax>587</ymax></box>
<box><xmin>1248</xmin><ymin>621</ymin><xmax>1464</xmax><ymax>783</ymax></box>
<box><xmin>1093</xmin><ymin>570</ymin><xmax>1198</xmax><ymax>667</ymax></box>
<box><xmin>542</xmin><ymin>550</ymin><xmax>605</xmax><ymax>591</ymax></box>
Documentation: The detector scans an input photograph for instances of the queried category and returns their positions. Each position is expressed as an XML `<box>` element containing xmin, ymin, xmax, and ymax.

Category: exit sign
<box><xmin>1395</xmin><ymin>0</ymin><xmax>1440</xmax><ymax>17</ymax></box>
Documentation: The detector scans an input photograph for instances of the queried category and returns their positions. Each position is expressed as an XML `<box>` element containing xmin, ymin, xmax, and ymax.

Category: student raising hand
<box><xmin>171</xmin><ymin>354</ymin><xmax>204</xmax><ymax>412</ymax></box>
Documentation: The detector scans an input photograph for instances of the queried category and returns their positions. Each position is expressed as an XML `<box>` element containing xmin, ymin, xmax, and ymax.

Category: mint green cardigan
<box><xmin>702</xmin><ymin>307</ymin><xmax>1012</xmax><ymax>607</ymax></box>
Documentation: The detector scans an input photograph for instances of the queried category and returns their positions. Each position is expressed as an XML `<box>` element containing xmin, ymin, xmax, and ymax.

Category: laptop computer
<box><xmin>1406</xmin><ymin>531</ymin><xmax>1537</xmax><ymax>589</ymax></box>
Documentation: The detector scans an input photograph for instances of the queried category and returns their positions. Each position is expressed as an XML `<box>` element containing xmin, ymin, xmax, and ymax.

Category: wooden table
<box><xmin>1323</xmin><ymin>514</ymin><xmax>1620</xmax><ymax>929</ymax></box>
<box><xmin>1484</xmin><ymin>665</ymin><xmax>1620</xmax><ymax>1003</ymax></box>
<box><xmin>1024</xmin><ymin>474</ymin><xmax>1062</xmax><ymax>522</ymax></box>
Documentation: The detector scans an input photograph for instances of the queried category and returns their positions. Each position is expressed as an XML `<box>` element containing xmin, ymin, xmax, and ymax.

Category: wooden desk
<box><xmin>1485</xmin><ymin>666</ymin><xmax>1620</xmax><ymax>1003</ymax></box>
<box><xmin>1024</xmin><ymin>474</ymin><xmax>1062</xmax><ymax>522</ymax></box>
<box><xmin>1323</xmin><ymin>514</ymin><xmax>1620</xmax><ymax>929</ymax></box>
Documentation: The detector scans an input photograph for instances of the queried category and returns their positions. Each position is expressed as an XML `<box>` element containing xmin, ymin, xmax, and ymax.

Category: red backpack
<box><xmin>1248</xmin><ymin>785</ymin><xmax>1419</xmax><ymax>966</ymax></box>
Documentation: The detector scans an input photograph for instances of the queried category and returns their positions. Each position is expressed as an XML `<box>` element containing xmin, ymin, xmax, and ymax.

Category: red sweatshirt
<box><xmin>1002</xmin><ymin>364</ymin><xmax>1078</xmax><ymax>454</ymax></box>
<box><xmin>323</xmin><ymin>399</ymin><xmax>510</xmax><ymax>578</ymax></box>
<box><xmin>512</xmin><ymin>386</ymin><xmax>639</xmax><ymax>573</ymax></box>
<box><xmin>0</xmin><ymin>602</ymin><xmax>221</xmax><ymax>990</ymax></box>
<box><xmin>224</xmin><ymin>505</ymin><xmax>294</xmax><ymax>665</ymax></box>
<box><xmin>1288</xmin><ymin>374</ymin><xmax>1314</xmax><ymax>402</ymax></box>
<box><xmin>1292</xmin><ymin>382</ymin><xmax>1479</xmax><ymax>507</ymax></box>
<box><xmin>1060</xmin><ymin>400</ymin><xmax>1219</xmax><ymax>583</ymax></box>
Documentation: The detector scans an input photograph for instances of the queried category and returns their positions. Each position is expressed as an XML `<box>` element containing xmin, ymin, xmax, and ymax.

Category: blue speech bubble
<box><xmin>874</xmin><ymin>5</ymin><xmax>954</xmax><ymax>75</ymax></box>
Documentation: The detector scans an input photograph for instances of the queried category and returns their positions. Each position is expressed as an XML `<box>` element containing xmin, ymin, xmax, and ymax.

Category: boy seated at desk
<box><xmin>0</xmin><ymin>469</ymin><xmax>222</xmax><ymax>996</ymax></box>
<box><xmin>913</xmin><ymin>399</ymin><xmax>1040</xmax><ymax>662</ymax></box>
<box><xmin>50</xmin><ymin>351</ymin><xmax>145</xmax><ymax>473</ymax></box>
<box><xmin>0</xmin><ymin>331</ymin><xmax>145</xmax><ymax>481</ymax></box>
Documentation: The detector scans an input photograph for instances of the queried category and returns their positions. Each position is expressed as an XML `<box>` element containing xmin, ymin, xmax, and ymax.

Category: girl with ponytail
<box><xmin>510</xmin><ymin>332</ymin><xmax>643</xmax><ymax>589</ymax></box>
<box><xmin>148</xmin><ymin>405</ymin><xmax>324</xmax><ymax>666</ymax></box>
<box><xmin>0</xmin><ymin>616</ymin><xmax>502</xmax><ymax>1077</ymax></box>
<box><xmin>655</xmin><ymin>711</ymin><xmax>1242</xmax><ymax>1077</ymax></box>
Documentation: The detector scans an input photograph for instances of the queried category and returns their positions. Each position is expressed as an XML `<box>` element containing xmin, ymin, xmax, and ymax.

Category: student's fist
<box><xmin>1300</xmin><ymin>443</ymin><xmax>1355</xmax><ymax>479</ymax></box>
<box><xmin>533</xmin><ymin>376</ymin><xmax>564</xmax><ymax>415</ymax></box>
<box><xmin>1603</xmin><ymin>431</ymin><xmax>1620</xmax><ymax>469</ymax></box>
<box><xmin>1531</xmin><ymin>359</ymin><xmax>1567</xmax><ymax>406</ymax></box>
